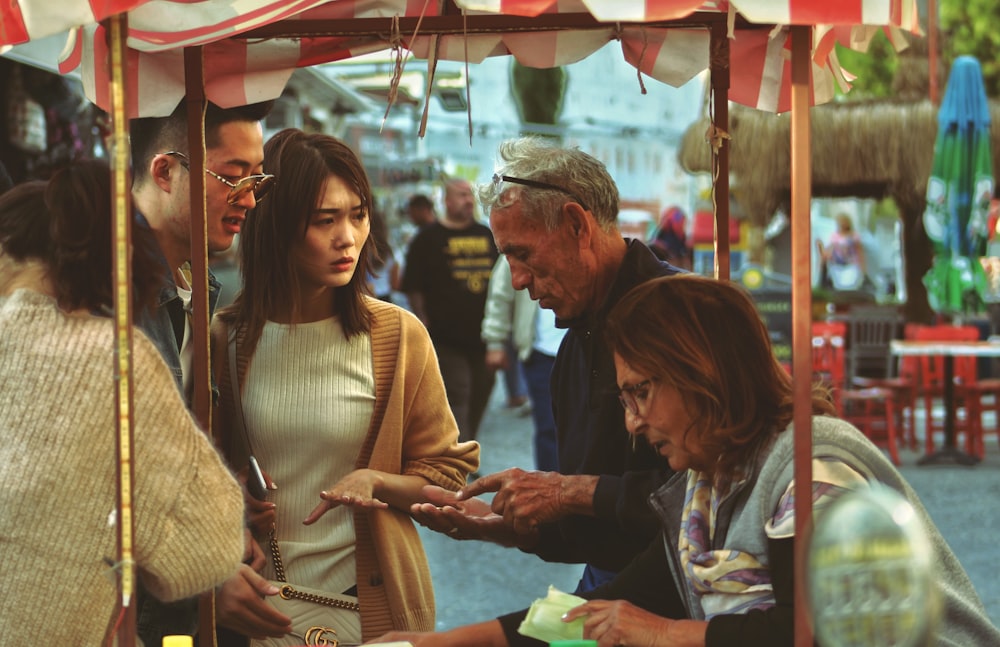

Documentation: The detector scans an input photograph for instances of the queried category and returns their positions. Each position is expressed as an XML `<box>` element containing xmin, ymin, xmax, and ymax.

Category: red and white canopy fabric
<box><xmin>459</xmin><ymin>0</ymin><xmax>919</xmax><ymax>26</ymax></box>
<box><xmin>1</xmin><ymin>0</ymin><xmax>920</xmax><ymax>117</ymax></box>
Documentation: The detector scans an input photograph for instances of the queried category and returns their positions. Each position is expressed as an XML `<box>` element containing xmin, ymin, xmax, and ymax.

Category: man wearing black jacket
<box><xmin>412</xmin><ymin>136</ymin><xmax>681</xmax><ymax>590</ymax></box>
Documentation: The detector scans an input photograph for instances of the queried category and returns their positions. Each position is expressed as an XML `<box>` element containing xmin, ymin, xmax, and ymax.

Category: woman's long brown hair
<box><xmin>605</xmin><ymin>275</ymin><xmax>834</xmax><ymax>479</ymax></box>
<box><xmin>217</xmin><ymin>129</ymin><xmax>375</xmax><ymax>354</ymax></box>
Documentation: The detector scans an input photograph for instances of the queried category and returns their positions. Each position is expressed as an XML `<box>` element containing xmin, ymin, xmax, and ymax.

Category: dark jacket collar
<box><xmin>558</xmin><ymin>238</ymin><xmax>680</xmax><ymax>330</ymax></box>
<box><xmin>135</xmin><ymin>210</ymin><xmax>221</xmax><ymax>307</ymax></box>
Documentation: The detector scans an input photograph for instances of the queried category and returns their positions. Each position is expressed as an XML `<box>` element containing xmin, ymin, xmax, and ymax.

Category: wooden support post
<box><xmin>181</xmin><ymin>46</ymin><xmax>218</xmax><ymax>647</ymax></box>
<box><xmin>790</xmin><ymin>24</ymin><xmax>815</xmax><ymax>647</ymax></box>
<box><xmin>184</xmin><ymin>47</ymin><xmax>211</xmax><ymax>436</ymax></box>
<box><xmin>710</xmin><ymin>21</ymin><xmax>731</xmax><ymax>281</ymax></box>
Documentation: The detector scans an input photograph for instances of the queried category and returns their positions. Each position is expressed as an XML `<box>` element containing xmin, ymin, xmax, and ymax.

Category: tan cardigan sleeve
<box><xmin>360</xmin><ymin>300</ymin><xmax>478</xmax><ymax>489</ymax></box>
<box><xmin>394</xmin><ymin>307</ymin><xmax>479</xmax><ymax>488</ymax></box>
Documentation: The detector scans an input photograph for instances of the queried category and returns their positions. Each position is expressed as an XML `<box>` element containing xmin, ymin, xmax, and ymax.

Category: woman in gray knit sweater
<box><xmin>0</xmin><ymin>161</ymin><xmax>246</xmax><ymax>645</ymax></box>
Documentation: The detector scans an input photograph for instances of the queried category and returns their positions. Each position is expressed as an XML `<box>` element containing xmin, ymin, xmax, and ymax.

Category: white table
<box><xmin>890</xmin><ymin>340</ymin><xmax>1000</xmax><ymax>465</ymax></box>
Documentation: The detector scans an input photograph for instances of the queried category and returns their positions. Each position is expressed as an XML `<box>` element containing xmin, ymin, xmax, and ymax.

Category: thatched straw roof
<box><xmin>678</xmin><ymin>99</ymin><xmax>1000</xmax><ymax>227</ymax></box>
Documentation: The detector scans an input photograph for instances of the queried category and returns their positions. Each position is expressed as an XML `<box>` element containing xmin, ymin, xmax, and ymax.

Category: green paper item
<box><xmin>549</xmin><ymin>642</ymin><xmax>598</xmax><ymax>646</ymax></box>
<box><xmin>517</xmin><ymin>585</ymin><xmax>587</xmax><ymax>643</ymax></box>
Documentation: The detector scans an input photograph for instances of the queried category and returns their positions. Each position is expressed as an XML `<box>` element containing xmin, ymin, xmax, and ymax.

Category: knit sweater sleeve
<box><xmin>396</xmin><ymin>308</ymin><xmax>479</xmax><ymax>488</ymax></box>
<box><xmin>130</xmin><ymin>333</ymin><xmax>245</xmax><ymax>602</ymax></box>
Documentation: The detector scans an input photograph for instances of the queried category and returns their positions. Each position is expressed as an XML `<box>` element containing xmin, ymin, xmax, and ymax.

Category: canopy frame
<box><xmin>87</xmin><ymin>5</ymin><xmax>843</xmax><ymax>644</ymax></box>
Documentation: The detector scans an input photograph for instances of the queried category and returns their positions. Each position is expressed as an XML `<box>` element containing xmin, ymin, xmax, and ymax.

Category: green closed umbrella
<box><xmin>922</xmin><ymin>56</ymin><xmax>994</xmax><ymax>315</ymax></box>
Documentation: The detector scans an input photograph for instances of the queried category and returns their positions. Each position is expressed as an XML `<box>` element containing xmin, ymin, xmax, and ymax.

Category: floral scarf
<box><xmin>678</xmin><ymin>457</ymin><xmax>867</xmax><ymax>619</ymax></box>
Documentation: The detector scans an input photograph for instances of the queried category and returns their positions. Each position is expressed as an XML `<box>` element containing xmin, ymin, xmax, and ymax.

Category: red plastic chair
<box><xmin>812</xmin><ymin>322</ymin><xmax>900</xmax><ymax>465</ymax></box>
<box><xmin>909</xmin><ymin>324</ymin><xmax>980</xmax><ymax>456</ymax></box>
<box><xmin>854</xmin><ymin>322</ymin><xmax>919</xmax><ymax>449</ymax></box>
<box><xmin>952</xmin><ymin>341</ymin><xmax>1000</xmax><ymax>459</ymax></box>
<box><xmin>838</xmin><ymin>306</ymin><xmax>916</xmax><ymax>451</ymax></box>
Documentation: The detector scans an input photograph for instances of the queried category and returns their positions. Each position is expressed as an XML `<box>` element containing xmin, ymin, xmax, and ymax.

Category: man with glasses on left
<box><xmin>129</xmin><ymin>98</ymin><xmax>273</xmax><ymax>647</ymax></box>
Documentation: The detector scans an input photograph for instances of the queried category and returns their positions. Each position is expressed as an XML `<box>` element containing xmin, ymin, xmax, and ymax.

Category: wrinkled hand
<box><xmin>303</xmin><ymin>468</ymin><xmax>389</xmax><ymax>525</ymax></box>
<box><xmin>563</xmin><ymin>599</ymin><xmax>673</xmax><ymax>647</ymax></box>
<box><xmin>215</xmin><ymin>564</ymin><xmax>291</xmax><ymax>639</ymax></box>
<box><xmin>410</xmin><ymin>485</ymin><xmax>538</xmax><ymax>549</ymax></box>
<box><xmin>236</xmin><ymin>465</ymin><xmax>277</xmax><ymax>536</ymax></box>
<box><xmin>459</xmin><ymin>467</ymin><xmax>570</xmax><ymax>534</ymax></box>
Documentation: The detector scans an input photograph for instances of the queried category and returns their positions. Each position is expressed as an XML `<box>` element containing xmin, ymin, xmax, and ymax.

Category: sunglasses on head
<box><xmin>492</xmin><ymin>173</ymin><xmax>590</xmax><ymax>212</ymax></box>
<box><xmin>163</xmin><ymin>151</ymin><xmax>275</xmax><ymax>205</ymax></box>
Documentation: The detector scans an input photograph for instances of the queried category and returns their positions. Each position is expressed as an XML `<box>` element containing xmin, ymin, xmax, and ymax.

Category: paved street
<box><xmin>422</xmin><ymin>387</ymin><xmax>1000</xmax><ymax>631</ymax></box>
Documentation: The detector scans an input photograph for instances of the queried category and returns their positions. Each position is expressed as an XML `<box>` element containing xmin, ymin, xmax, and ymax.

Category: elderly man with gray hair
<box><xmin>411</xmin><ymin>136</ymin><xmax>683</xmax><ymax>593</ymax></box>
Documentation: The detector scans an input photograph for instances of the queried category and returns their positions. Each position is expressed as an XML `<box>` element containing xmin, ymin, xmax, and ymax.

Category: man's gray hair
<box><xmin>477</xmin><ymin>137</ymin><xmax>619</xmax><ymax>232</ymax></box>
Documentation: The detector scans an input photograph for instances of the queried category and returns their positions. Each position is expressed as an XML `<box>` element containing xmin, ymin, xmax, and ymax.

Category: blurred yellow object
<box><xmin>162</xmin><ymin>636</ymin><xmax>193</xmax><ymax>647</ymax></box>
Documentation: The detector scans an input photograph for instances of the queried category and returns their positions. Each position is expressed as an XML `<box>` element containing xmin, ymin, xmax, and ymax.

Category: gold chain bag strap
<box><xmin>269</xmin><ymin>532</ymin><xmax>360</xmax><ymax>614</ymax></box>
<box><xmin>254</xmin><ymin>538</ymin><xmax>362</xmax><ymax>647</ymax></box>
<box><xmin>228</xmin><ymin>332</ymin><xmax>362</xmax><ymax>647</ymax></box>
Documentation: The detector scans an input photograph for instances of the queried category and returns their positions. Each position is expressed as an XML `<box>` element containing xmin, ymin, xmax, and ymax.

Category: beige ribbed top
<box><xmin>244</xmin><ymin>317</ymin><xmax>373</xmax><ymax>594</ymax></box>
<box><xmin>213</xmin><ymin>299</ymin><xmax>480</xmax><ymax>639</ymax></box>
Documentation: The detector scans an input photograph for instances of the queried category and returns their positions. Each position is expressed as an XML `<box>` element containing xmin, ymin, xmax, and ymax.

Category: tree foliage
<box><xmin>940</xmin><ymin>0</ymin><xmax>1000</xmax><ymax>97</ymax></box>
<box><xmin>834</xmin><ymin>0</ymin><xmax>1000</xmax><ymax>101</ymax></box>
<box><xmin>835</xmin><ymin>31</ymin><xmax>898</xmax><ymax>100</ymax></box>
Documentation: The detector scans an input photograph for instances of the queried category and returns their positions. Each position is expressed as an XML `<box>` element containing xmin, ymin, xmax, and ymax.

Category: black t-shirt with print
<box><xmin>402</xmin><ymin>220</ymin><xmax>498</xmax><ymax>351</ymax></box>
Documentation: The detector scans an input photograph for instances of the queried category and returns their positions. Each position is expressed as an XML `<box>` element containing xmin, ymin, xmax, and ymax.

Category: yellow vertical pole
<box><xmin>107</xmin><ymin>12</ymin><xmax>137</xmax><ymax>647</ymax></box>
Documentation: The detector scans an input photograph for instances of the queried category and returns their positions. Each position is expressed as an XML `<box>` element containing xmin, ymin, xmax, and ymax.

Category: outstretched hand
<box><xmin>410</xmin><ymin>485</ymin><xmax>538</xmax><ymax>549</ymax></box>
<box><xmin>303</xmin><ymin>468</ymin><xmax>389</xmax><ymax>525</ymax></box>
<box><xmin>460</xmin><ymin>467</ymin><xmax>590</xmax><ymax>534</ymax></box>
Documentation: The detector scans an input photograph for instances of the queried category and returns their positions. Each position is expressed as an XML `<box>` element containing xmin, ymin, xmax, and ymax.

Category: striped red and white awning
<box><xmin>0</xmin><ymin>0</ymin><xmax>921</xmax><ymax>117</ymax></box>
<box><xmin>455</xmin><ymin>0</ymin><xmax>919</xmax><ymax>28</ymax></box>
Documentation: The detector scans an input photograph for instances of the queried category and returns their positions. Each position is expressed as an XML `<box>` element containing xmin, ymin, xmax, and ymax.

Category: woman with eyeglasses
<box><xmin>374</xmin><ymin>274</ymin><xmax>999</xmax><ymax>647</ymax></box>
<box><xmin>210</xmin><ymin>128</ymin><xmax>479</xmax><ymax>645</ymax></box>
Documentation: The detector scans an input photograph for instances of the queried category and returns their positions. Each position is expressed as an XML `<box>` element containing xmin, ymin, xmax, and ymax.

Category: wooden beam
<box><xmin>237</xmin><ymin>11</ymin><xmax>761</xmax><ymax>39</ymax></box>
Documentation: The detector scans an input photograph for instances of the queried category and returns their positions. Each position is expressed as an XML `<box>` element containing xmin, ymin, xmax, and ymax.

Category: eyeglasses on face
<box><xmin>492</xmin><ymin>173</ymin><xmax>590</xmax><ymax>212</ymax></box>
<box><xmin>163</xmin><ymin>151</ymin><xmax>275</xmax><ymax>205</ymax></box>
<box><xmin>617</xmin><ymin>379</ymin><xmax>654</xmax><ymax>416</ymax></box>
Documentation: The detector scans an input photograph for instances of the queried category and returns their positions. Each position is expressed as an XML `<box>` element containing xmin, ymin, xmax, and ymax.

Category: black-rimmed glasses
<box><xmin>492</xmin><ymin>173</ymin><xmax>590</xmax><ymax>212</ymax></box>
<box><xmin>617</xmin><ymin>379</ymin><xmax>653</xmax><ymax>416</ymax></box>
<box><xmin>163</xmin><ymin>151</ymin><xmax>275</xmax><ymax>206</ymax></box>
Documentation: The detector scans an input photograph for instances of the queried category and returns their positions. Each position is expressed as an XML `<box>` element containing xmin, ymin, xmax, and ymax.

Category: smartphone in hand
<box><xmin>247</xmin><ymin>455</ymin><xmax>269</xmax><ymax>500</ymax></box>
